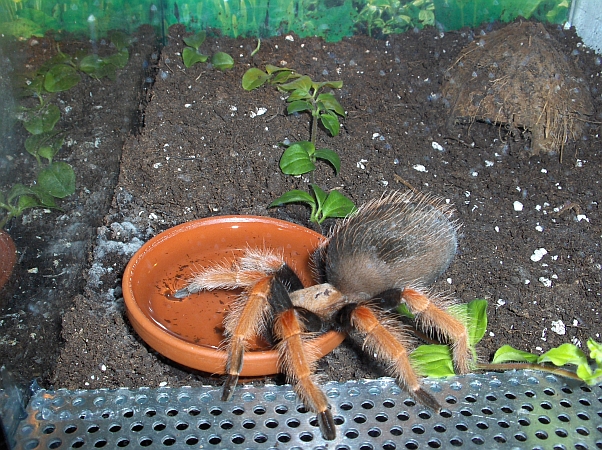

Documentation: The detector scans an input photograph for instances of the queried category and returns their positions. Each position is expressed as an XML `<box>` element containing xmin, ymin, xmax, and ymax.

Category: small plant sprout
<box><xmin>182</xmin><ymin>30</ymin><xmax>234</xmax><ymax>70</ymax></box>
<box><xmin>182</xmin><ymin>31</ymin><xmax>209</xmax><ymax>67</ymax></box>
<box><xmin>407</xmin><ymin>298</ymin><xmax>602</xmax><ymax>386</ymax></box>
<box><xmin>242</xmin><ymin>65</ymin><xmax>355</xmax><ymax>223</ymax></box>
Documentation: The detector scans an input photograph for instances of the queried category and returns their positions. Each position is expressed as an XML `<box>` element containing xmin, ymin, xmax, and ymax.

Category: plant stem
<box><xmin>475</xmin><ymin>362</ymin><xmax>583</xmax><ymax>382</ymax></box>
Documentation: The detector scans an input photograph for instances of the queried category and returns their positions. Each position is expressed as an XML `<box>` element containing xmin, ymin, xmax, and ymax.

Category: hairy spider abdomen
<box><xmin>320</xmin><ymin>191</ymin><xmax>458</xmax><ymax>300</ymax></box>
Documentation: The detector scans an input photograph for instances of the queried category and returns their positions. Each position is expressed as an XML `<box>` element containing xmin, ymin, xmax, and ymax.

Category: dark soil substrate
<box><xmin>1</xmin><ymin>20</ymin><xmax>600</xmax><ymax>392</ymax></box>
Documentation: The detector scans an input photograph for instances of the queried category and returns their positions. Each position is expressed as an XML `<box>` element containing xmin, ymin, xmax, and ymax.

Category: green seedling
<box><xmin>0</xmin><ymin>162</ymin><xmax>75</xmax><ymax>229</ymax></box>
<box><xmin>211</xmin><ymin>52</ymin><xmax>235</xmax><ymax>71</ymax></box>
<box><xmin>492</xmin><ymin>339</ymin><xmax>602</xmax><ymax>385</ymax></box>
<box><xmin>182</xmin><ymin>30</ymin><xmax>234</xmax><ymax>70</ymax></box>
<box><xmin>243</xmin><ymin>65</ymin><xmax>355</xmax><ymax>223</ymax></box>
<box><xmin>407</xmin><ymin>298</ymin><xmax>602</xmax><ymax>386</ymax></box>
<box><xmin>270</xmin><ymin>184</ymin><xmax>356</xmax><ymax>225</ymax></box>
<box><xmin>182</xmin><ymin>31</ymin><xmax>209</xmax><ymax>68</ymax></box>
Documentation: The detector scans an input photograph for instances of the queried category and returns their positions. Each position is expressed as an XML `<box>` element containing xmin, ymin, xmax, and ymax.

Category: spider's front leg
<box><xmin>181</xmin><ymin>249</ymin><xmax>303</xmax><ymax>401</ymax></box>
<box><xmin>270</xmin><ymin>282</ymin><xmax>337</xmax><ymax>441</ymax></box>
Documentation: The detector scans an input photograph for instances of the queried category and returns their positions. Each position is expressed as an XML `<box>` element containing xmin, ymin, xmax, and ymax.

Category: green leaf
<box><xmin>311</xmin><ymin>184</ymin><xmax>328</xmax><ymax>211</ymax></box>
<box><xmin>397</xmin><ymin>304</ymin><xmax>414</xmax><ymax>319</ymax></box>
<box><xmin>280</xmin><ymin>142</ymin><xmax>316</xmax><ymax>175</ymax></box>
<box><xmin>105</xmin><ymin>49</ymin><xmax>129</xmax><ymax>69</ymax></box>
<box><xmin>242</xmin><ymin>68</ymin><xmax>270</xmax><ymax>90</ymax></box>
<box><xmin>314</xmin><ymin>148</ymin><xmax>341</xmax><ymax>175</ymax></box>
<box><xmin>211</xmin><ymin>52</ymin><xmax>234</xmax><ymax>71</ymax></box>
<box><xmin>25</xmin><ymin>132</ymin><xmax>63</xmax><ymax>161</ymax></box>
<box><xmin>30</xmin><ymin>185</ymin><xmax>57</xmax><ymax>207</ymax></box>
<box><xmin>270</xmin><ymin>70</ymin><xmax>299</xmax><ymax>84</ymax></box>
<box><xmin>314</xmin><ymin>80</ymin><xmax>343</xmax><ymax>90</ymax></box>
<box><xmin>269</xmin><ymin>190</ymin><xmax>315</xmax><ymax>208</ymax></box>
<box><xmin>317</xmin><ymin>93</ymin><xmax>346</xmax><ymax>116</ymax></box>
<box><xmin>286</xmin><ymin>89</ymin><xmax>311</xmax><ymax>102</ymax></box>
<box><xmin>466</xmin><ymin>299</ymin><xmax>488</xmax><ymax>346</ymax></box>
<box><xmin>183</xmin><ymin>31</ymin><xmax>206</xmax><ymax>50</ymax></box>
<box><xmin>16</xmin><ymin>194</ymin><xmax>42</xmax><ymax>211</ymax></box>
<box><xmin>182</xmin><ymin>47</ymin><xmax>208</xmax><ymax>68</ymax></box>
<box><xmin>37</xmin><ymin>162</ymin><xmax>75</xmax><ymax>198</ymax></box>
<box><xmin>265</xmin><ymin>64</ymin><xmax>291</xmax><ymax>74</ymax></box>
<box><xmin>109</xmin><ymin>31</ymin><xmax>131</xmax><ymax>51</ymax></box>
<box><xmin>410</xmin><ymin>344</ymin><xmax>455</xmax><ymax>377</ymax></box>
<box><xmin>24</xmin><ymin>104</ymin><xmax>61</xmax><ymax>135</ymax></box>
<box><xmin>7</xmin><ymin>184</ymin><xmax>36</xmax><ymax>203</ymax></box>
<box><xmin>44</xmin><ymin>64</ymin><xmax>80</xmax><ymax>92</ymax></box>
<box><xmin>78</xmin><ymin>54</ymin><xmax>104</xmax><ymax>75</ymax></box>
<box><xmin>586</xmin><ymin>338</ymin><xmax>602</xmax><ymax>366</ymax></box>
<box><xmin>538</xmin><ymin>343</ymin><xmax>588</xmax><ymax>368</ymax></box>
<box><xmin>492</xmin><ymin>345</ymin><xmax>538</xmax><ymax>364</ymax></box>
<box><xmin>319</xmin><ymin>112</ymin><xmax>340</xmax><ymax>137</ymax></box>
<box><xmin>287</xmin><ymin>100</ymin><xmax>312</xmax><ymax>114</ymax></box>
<box><xmin>319</xmin><ymin>190</ymin><xmax>356</xmax><ymax>222</ymax></box>
<box><xmin>576</xmin><ymin>364</ymin><xmax>602</xmax><ymax>385</ymax></box>
<box><xmin>279</xmin><ymin>75</ymin><xmax>313</xmax><ymax>93</ymax></box>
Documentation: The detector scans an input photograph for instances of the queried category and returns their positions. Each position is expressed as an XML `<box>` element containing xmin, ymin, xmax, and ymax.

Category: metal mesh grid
<box><xmin>11</xmin><ymin>370</ymin><xmax>602</xmax><ymax>449</ymax></box>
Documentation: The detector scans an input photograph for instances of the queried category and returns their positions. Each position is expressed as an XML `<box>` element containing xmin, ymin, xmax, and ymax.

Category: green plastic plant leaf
<box><xmin>538</xmin><ymin>343</ymin><xmax>588</xmax><ymax>367</ymax></box>
<box><xmin>23</xmin><ymin>104</ymin><xmax>61</xmax><ymax>135</ymax></box>
<box><xmin>280</xmin><ymin>141</ymin><xmax>316</xmax><ymax>175</ymax></box>
<box><xmin>242</xmin><ymin>68</ymin><xmax>270</xmax><ymax>90</ymax></box>
<box><xmin>314</xmin><ymin>148</ymin><xmax>341</xmax><ymax>174</ymax></box>
<box><xmin>211</xmin><ymin>52</ymin><xmax>234</xmax><ymax>71</ymax></box>
<box><xmin>492</xmin><ymin>345</ymin><xmax>539</xmax><ymax>364</ymax></box>
<box><xmin>183</xmin><ymin>31</ymin><xmax>206</xmax><ymax>50</ymax></box>
<box><xmin>269</xmin><ymin>190</ymin><xmax>315</xmax><ymax>208</ymax></box>
<box><xmin>319</xmin><ymin>190</ymin><xmax>356</xmax><ymax>222</ymax></box>
<box><xmin>44</xmin><ymin>64</ymin><xmax>80</xmax><ymax>92</ymax></box>
<box><xmin>320</xmin><ymin>112</ymin><xmax>340</xmax><ymax>136</ymax></box>
<box><xmin>287</xmin><ymin>100</ymin><xmax>312</xmax><ymax>114</ymax></box>
<box><xmin>410</xmin><ymin>344</ymin><xmax>455</xmax><ymax>378</ymax></box>
<box><xmin>37</xmin><ymin>162</ymin><xmax>75</xmax><ymax>198</ymax></box>
<box><xmin>182</xmin><ymin>47</ymin><xmax>208</xmax><ymax>68</ymax></box>
<box><xmin>317</xmin><ymin>93</ymin><xmax>346</xmax><ymax>116</ymax></box>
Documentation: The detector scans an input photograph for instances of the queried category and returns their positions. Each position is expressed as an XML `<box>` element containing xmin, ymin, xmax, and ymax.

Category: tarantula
<box><xmin>176</xmin><ymin>191</ymin><xmax>472</xmax><ymax>440</ymax></box>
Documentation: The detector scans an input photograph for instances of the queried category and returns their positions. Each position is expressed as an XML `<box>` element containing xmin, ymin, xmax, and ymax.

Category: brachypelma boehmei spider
<box><xmin>176</xmin><ymin>191</ymin><xmax>473</xmax><ymax>440</ymax></box>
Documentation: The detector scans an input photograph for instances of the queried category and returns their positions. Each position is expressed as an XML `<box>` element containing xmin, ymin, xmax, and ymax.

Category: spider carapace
<box><xmin>177</xmin><ymin>191</ymin><xmax>473</xmax><ymax>440</ymax></box>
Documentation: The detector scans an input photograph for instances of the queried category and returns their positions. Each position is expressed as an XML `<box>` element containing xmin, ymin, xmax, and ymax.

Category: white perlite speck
<box><xmin>530</xmin><ymin>248</ymin><xmax>548</xmax><ymax>262</ymax></box>
<box><xmin>413</xmin><ymin>164</ymin><xmax>428</xmax><ymax>172</ymax></box>
<box><xmin>431</xmin><ymin>141</ymin><xmax>444</xmax><ymax>151</ymax></box>
<box><xmin>513</xmin><ymin>201</ymin><xmax>524</xmax><ymax>211</ymax></box>
<box><xmin>551</xmin><ymin>320</ymin><xmax>566</xmax><ymax>335</ymax></box>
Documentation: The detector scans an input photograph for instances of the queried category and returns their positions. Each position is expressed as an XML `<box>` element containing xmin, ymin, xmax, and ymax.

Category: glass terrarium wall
<box><xmin>0</xmin><ymin>0</ymin><xmax>572</xmax><ymax>42</ymax></box>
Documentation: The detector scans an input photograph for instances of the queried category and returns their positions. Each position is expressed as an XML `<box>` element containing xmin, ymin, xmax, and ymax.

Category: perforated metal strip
<box><xmin>12</xmin><ymin>371</ymin><xmax>602</xmax><ymax>449</ymax></box>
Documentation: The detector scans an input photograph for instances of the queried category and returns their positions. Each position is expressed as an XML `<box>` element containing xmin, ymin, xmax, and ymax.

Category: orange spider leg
<box><xmin>340</xmin><ymin>303</ymin><xmax>442</xmax><ymax>412</ymax></box>
<box><xmin>274</xmin><ymin>306</ymin><xmax>336</xmax><ymax>440</ymax></box>
<box><xmin>401</xmin><ymin>288</ymin><xmax>471</xmax><ymax>374</ymax></box>
<box><xmin>221</xmin><ymin>276</ymin><xmax>273</xmax><ymax>401</ymax></box>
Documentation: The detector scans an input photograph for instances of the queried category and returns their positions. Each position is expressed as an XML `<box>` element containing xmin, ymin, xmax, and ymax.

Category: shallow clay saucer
<box><xmin>123</xmin><ymin>215</ymin><xmax>344</xmax><ymax>376</ymax></box>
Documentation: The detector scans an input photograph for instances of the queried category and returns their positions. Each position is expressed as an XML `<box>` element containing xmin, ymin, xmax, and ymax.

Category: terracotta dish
<box><xmin>123</xmin><ymin>215</ymin><xmax>344</xmax><ymax>376</ymax></box>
